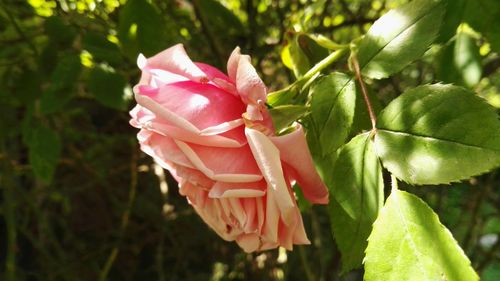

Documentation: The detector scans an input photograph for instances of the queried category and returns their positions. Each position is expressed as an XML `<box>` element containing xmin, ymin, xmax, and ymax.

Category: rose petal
<box><xmin>245</xmin><ymin>128</ymin><xmax>295</xmax><ymax>225</ymax></box>
<box><xmin>270</xmin><ymin>125</ymin><xmax>329</xmax><ymax>204</ymax></box>
<box><xmin>174</xmin><ymin>140</ymin><xmax>263</xmax><ymax>183</ymax></box>
<box><xmin>236</xmin><ymin>54</ymin><xmax>267</xmax><ymax>104</ymax></box>
<box><xmin>227</xmin><ymin>47</ymin><xmax>241</xmax><ymax>82</ymax></box>
<box><xmin>135</xmin><ymin>81</ymin><xmax>246</xmax><ymax>131</ymax></box>
<box><xmin>145</xmin><ymin>121</ymin><xmax>245</xmax><ymax>148</ymax></box>
<box><xmin>137</xmin><ymin>130</ymin><xmax>194</xmax><ymax>170</ymax></box>
<box><xmin>236</xmin><ymin>233</ymin><xmax>260</xmax><ymax>253</ymax></box>
<box><xmin>209</xmin><ymin>181</ymin><xmax>266</xmax><ymax>198</ymax></box>
<box><xmin>142</xmin><ymin>44</ymin><xmax>208</xmax><ymax>83</ymax></box>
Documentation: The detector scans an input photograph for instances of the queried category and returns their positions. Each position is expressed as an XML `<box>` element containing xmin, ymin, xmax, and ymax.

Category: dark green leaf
<box><xmin>44</xmin><ymin>16</ymin><xmax>76</xmax><ymax>47</ymax></box>
<box><xmin>118</xmin><ymin>0</ymin><xmax>165</xmax><ymax>58</ymax></box>
<box><xmin>465</xmin><ymin>0</ymin><xmax>500</xmax><ymax>53</ymax></box>
<box><xmin>437</xmin><ymin>0</ymin><xmax>467</xmax><ymax>43</ymax></box>
<box><xmin>309</xmin><ymin>73</ymin><xmax>356</xmax><ymax>156</ymax></box>
<box><xmin>364</xmin><ymin>189</ymin><xmax>479</xmax><ymax>281</ymax></box>
<box><xmin>82</xmin><ymin>32</ymin><xmax>122</xmax><ymax>64</ymax></box>
<box><xmin>437</xmin><ymin>32</ymin><xmax>482</xmax><ymax>88</ymax></box>
<box><xmin>88</xmin><ymin>67</ymin><xmax>127</xmax><ymax>110</ymax></box>
<box><xmin>28</xmin><ymin>126</ymin><xmax>62</xmax><ymax>183</ymax></box>
<box><xmin>329</xmin><ymin>133</ymin><xmax>384</xmax><ymax>272</ymax></box>
<box><xmin>13</xmin><ymin>69</ymin><xmax>41</xmax><ymax>103</ymax></box>
<box><xmin>268</xmin><ymin>105</ymin><xmax>308</xmax><ymax>133</ymax></box>
<box><xmin>40</xmin><ymin>54</ymin><xmax>82</xmax><ymax>114</ymax></box>
<box><xmin>357</xmin><ymin>0</ymin><xmax>445</xmax><ymax>79</ymax></box>
<box><xmin>375</xmin><ymin>84</ymin><xmax>500</xmax><ymax>185</ymax></box>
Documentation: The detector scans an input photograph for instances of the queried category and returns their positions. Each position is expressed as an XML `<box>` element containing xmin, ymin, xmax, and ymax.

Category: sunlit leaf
<box><xmin>365</xmin><ymin>189</ymin><xmax>479</xmax><ymax>281</ymax></box>
<box><xmin>437</xmin><ymin>32</ymin><xmax>482</xmax><ymax>88</ymax></box>
<box><xmin>357</xmin><ymin>0</ymin><xmax>445</xmax><ymax>79</ymax></box>
<box><xmin>329</xmin><ymin>133</ymin><xmax>384</xmax><ymax>272</ymax></box>
<box><xmin>309</xmin><ymin>73</ymin><xmax>356</xmax><ymax>156</ymax></box>
<box><xmin>374</xmin><ymin>84</ymin><xmax>500</xmax><ymax>185</ymax></box>
<box><xmin>268</xmin><ymin>105</ymin><xmax>308</xmax><ymax>133</ymax></box>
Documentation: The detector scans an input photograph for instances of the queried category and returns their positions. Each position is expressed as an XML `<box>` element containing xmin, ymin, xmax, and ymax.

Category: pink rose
<box><xmin>130</xmin><ymin>44</ymin><xmax>328</xmax><ymax>252</ymax></box>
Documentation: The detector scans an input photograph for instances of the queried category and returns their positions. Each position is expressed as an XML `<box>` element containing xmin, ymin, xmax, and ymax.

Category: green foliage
<box><xmin>374</xmin><ymin>84</ymin><xmax>500</xmax><ymax>185</ymax></box>
<box><xmin>40</xmin><ymin>54</ymin><xmax>82</xmax><ymax>114</ymax></box>
<box><xmin>88</xmin><ymin>67</ymin><xmax>128</xmax><ymax>111</ymax></box>
<box><xmin>1</xmin><ymin>0</ymin><xmax>499</xmax><ymax>280</ymax></box>
<box><xmin>329</xmin><ymin>133</ymin><xmax>384</xmax><ymax>272</ymax></box>
<box><xmin>464</xmin><ymin>0</ymin><xmax>500</xmax><ymax>53</ymax></box>
<box><xmin>27</xmin><ymin>125</ymin><xmax>62</xmax><ymax>183</ymax></box>
<box><xmin>268</xmin><ymin>104</ymin><xmax>308</xmax><ymax>133</ymax></box>
<box><xmin>364</xmin><ymin>189</ymin><xmax>479</xmax><ymax>281</ymax></box>
<box><xmin>309</xmin><ymin>73</ymin><xmax>356</xmax><ymax>156</ymax></box>
<box><xmin>356</xmin><ymin>0</ymin><xmax>445</xmax><ymax>79</ymax></box>
<box><xmin>118</xmin><ymin>0</ymin><xmax>165</xmax><ymax>58</ymax></box>
<box><xmin>437</xmin><ymin>31</ymin><xmax>482</xmax><ymax>88</ymax></box>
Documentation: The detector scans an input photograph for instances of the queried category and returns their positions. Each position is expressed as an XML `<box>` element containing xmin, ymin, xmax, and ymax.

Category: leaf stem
<box><xmin>351</xmin><ymin>54</ymin><xmax>377</xmax><ymax>130</ymax></box>
<box><xmin>268</xmin><ymin>48</ymin><xmax>348</xmax><ymax>106</ymax></box>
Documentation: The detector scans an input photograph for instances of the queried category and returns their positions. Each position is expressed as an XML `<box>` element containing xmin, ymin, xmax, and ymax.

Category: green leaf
<box><xmin>437</xmin><ymin>32</ymin><xmax>482</xmax><ymax>88</ymax></box>
<box><xmin>82</xmin><ymin>32</ymin><xmax>122</xmax><ymax>64</ymax></box>
<box><xmin>374</xmin><ymin>84</ymin><xmax>500</xmax><ymax>185</ymax></box>
<box><xmin>44</xmin><ymin>16</ymin><xmax>76</xmax><ymax>47</ymax></box>
<box><xmin>309</xmin><ymin>73</ymin><xmax>356</xmax><ymax>156</ymax></box>
<box><xmin>329</xmin><ymin>133</ymin><xmax>384</xmax><ymax>272</ymax></box>
<box><xmin>268</xmin><ymin>105</ymin><xmax>308</xmax><ymax>133</ymax></box>
<box><xmin>28</xmin><ymin>126</ymin><xmax>62</xmax><ymax>183</ymax></box>
<box><xmin>364</xmin><ymin>189</ymin><xmax>479</xmax><ymax>281</ymax></box>
<box><xmin>464</xmin><ymin>0</ymin><xmax>500</xmax><ymax>53</ymax></box>
<box><xmin>288</xmin><ymin>34</ymin><xmax>311</xmax><ymax>78</ymax></box>
<box><xmin>436</xmin><ymin>0</ymin><xmax>468</xmax><ymax>43</ymax></box>
<box><xmin>88</xmin><ymin>67</ymin><xmax>128</xmax><ymax>111</ymax></box>
<box><xmin>357</xmin><ymin>0</ymin><xmax>445</xmax><ymax>79</ymax></box>
<box><xmin>118</xmin><ymin>0</ymin><xmax>165</xmax><ymax>58</ymax></box>
<box><xmin>40</xmin><ymin>54</ymin><xmax>82</xmax><ymax>114</ymax></box>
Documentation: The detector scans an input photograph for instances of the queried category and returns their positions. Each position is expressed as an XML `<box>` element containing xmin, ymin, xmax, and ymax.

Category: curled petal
<box><xmin>140</xmin><ymin>44</ymin><xmax>208</xmax><ymax>83</ymax></box>
<box><xmin>245</xmin><ymin>127</ymin><xmax>295</xmax><ymax>225</ymax></box>
<box><xmin>209</xmin><ymin>181</ymin><xmax>266</xmax><ymax>198</ymax></box>
<box><xmin>270</xmin><ymin>125</ymin><xmax>329</xmax><ymax>204</ymax></box>
<box><xmin>137</xmin><ymin>130</ymin><xmax>194</xmax><ymax>170</ymax></box>
<box><xmin>174</xmin><ymin>140</ymin><xmax>263</xmax><ymax>183</ymax></box>
<box><xmin>236</xmin><ymin>55</ymin><xmax>267</xmax><ymax>104</ymax></box>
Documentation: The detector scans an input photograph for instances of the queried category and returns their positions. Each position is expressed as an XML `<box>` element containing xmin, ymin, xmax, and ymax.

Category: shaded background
<box><xmin>0</xmin><ymin>0</ymin><xmax>499</xmax><ymax>280</ymax></box>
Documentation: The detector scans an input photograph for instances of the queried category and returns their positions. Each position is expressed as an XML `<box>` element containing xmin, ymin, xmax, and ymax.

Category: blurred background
<box><xmin>0</xmin><ymin>0</ymin><xmax>499</xmax><ymax>280</ymax></box>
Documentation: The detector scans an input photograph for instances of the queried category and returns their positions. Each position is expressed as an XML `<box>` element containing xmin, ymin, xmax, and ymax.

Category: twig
<box><xmin>351</xmin><ymin>54</ymin><xmax>377</xmax><ymax>129</ymax></box>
